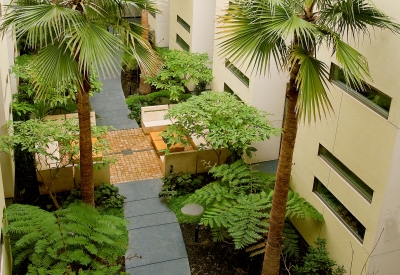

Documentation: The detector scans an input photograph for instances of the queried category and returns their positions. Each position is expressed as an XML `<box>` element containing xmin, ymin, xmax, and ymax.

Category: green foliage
<box><xmin>122</xmin><ymin>50</ymin><xmax>138</xmax><ymax>71</ymax></box>
<box><xmin>159</xmin><ymin>172</ymin><xmax>209</xmax><ymax>198</ymax></box>
<box><xmin>167</xmin><ymin>194</ymin><xmax>202</xmax><ymax>224</ymax></box>
<box><xmin>162</xmin><ymin>91</ymin><xmax>280</xmax><ymax>159</ymax></box>
<box><xmin>64</xmin><ymin>184</ymin><xmax>126</xmax><ymax>217</ymax></box>
<box><xmin>146</xmin><ymin>49</ymin><xmax>213</xmax><ymax>101</ymax></box>
<box><xmin>11</xmin><ymin>54</ymin><xmax>102</xmax><ymax>113</ymax></box>
<box><xmin>292</xmin><ymin>238</ymin><xmax>346</xmax><ymax>275</ymax></box>
<box><xmin>184</xmin><ymin>161</ymin><xmax>323</xmax><ymax>250</ymax></box>
<box><xmin>4</xmin><ymin>202</ymin><xmax>129</xmax><ymax>274</ymax></box>
<box><xmin>125</xmin><ymin>90</ymin><xmax>192</xmax><ymax>123</ymax></box>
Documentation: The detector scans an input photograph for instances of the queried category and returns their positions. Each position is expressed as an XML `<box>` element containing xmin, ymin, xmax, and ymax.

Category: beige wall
<box><xmin>0</xmin><ymin>0</ymin><xmax>17</xmax><ymax>198</ymax></box>
<box><xmin>291</xmin><ymin>0</ymin><xmax>400</xmax><ymax>273</ymax></box>
<box><xmin>148</xmin><ymin>0</ymin><xmax>170</xmax><ymax>47</ymax></box>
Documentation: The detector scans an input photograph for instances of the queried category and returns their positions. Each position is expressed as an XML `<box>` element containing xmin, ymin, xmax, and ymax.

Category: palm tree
<box><xmin>217</xmin><ymin>0</ymin><xmax>400</xmax><ymax>274</ymax></box>
<box><xmin>1</xmin><ymin>0</ymin><xmax>160</xmax><ymax>206</ymax></box>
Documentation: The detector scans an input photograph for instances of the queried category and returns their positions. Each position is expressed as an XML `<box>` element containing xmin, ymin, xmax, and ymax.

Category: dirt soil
<box><xmin>180</xmin><ymin>223</ymin><xmax>264</xmax><ymax>275</ymax></box>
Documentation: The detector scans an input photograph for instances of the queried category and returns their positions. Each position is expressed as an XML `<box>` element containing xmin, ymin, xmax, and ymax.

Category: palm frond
<box><xmin>30</xmin><ymin>42</ymin><xmax>82</xmax><ymax>99</ymax></box>
<box><xmin>217</xmin><ymin>0</ymin><xmax>286</xmax><ymax>75</ymax></box>
<box><xmin>1</xmin><ymin>4</ymin><xmax>83</xmax><ymax>48</ymax></box>
<box><xmin>319</xmin><ymin>0</ymin><xmax>400</xmax><ymax>39</ymax></box>
<box><xmin>67</xmin><ymin>20</ymin><xmax>123</xmax><ymax>78</ymax></box>
<box><xmin>286</xmin><ymin>45</ymin><xmax>332</xmax><ymax>122</ymax></box>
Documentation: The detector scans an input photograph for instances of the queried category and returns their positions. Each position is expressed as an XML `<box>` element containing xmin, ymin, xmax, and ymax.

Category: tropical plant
<box><xmin>218</xmin><ymin>1</ymin><xmax>400</xmax><ymax>273</ymax></box>
<box><xmin>146</xmin><ymin>49</ymin><xmax>214</xmax><ymax>101</ymax></box>
<box><xmin>292</xmin><ymin>238</ymin><xmax>346</xmax><ymax>275</ymax></box>
<box><xmin>4</xmin><ymin>202</ymin><xmax>128</xmax><ymax>274</ymax></box>
<box><xmin>1</xmin><ymin>0</ymin><xmax>160</xmax><ymax>206</ymax></box>
<box><xmin>0</xmin><ymin>119</ymin><xmax>114</xmax><ymax>209</ymax></box>
<box><xmin>162</xmin><ymin>91</ymin><xmax>280</xmax><ymax>164</ymax></box>
<box><xmin>159</xmin><ymin>172</ymin><xmax>210</xmax><ymax>198</ymax></box>
<box><xmin>185</xmin><ymin>160</ymin><xmax>323</xmax><ymax>250</ymax></box>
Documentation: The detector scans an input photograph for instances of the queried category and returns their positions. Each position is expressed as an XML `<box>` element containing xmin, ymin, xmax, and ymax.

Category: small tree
<box><xmin>0</xmin><ymin>119</ymin><xmax>114</xmax><ymax>209</ymax></box>
<box><xmin>146</xmin><ymin>49</ymin><xmax>214</xmax><ymax>101</ymax></box>
<box><xmin>162</xmin><ymin>91</ymin><xmax>280</xmax><ymax>163</ymax></box>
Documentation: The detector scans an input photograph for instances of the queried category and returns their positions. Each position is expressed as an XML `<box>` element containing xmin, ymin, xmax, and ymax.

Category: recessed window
<box><xmin>224</xmin><ymin>83</ymin><xmax>234</xmax><ymax>95</ymax></box>
<box><xmin>176</xmin><ymin>34</ymin><xmax>190</xmax><ymax>51</ymax></box>
<box><xmin>330</xmin><ymin>63</ymin><xmax>391</xmax><ymax>118</ymax></box>
<box><xmin>177</xmin><ymin>15</ymin><xmax>190</xmax><ymax>32</ymax></box>
<box><xmin>318</xmin><ymin>144</ymin><xmax>373</xmax><ymax>203</ymax></box>
<box><xmin>225</xmin><ymin>60</ymin><xmax>249</xmax><ymax>87</ymax></box>
<box><xmin>313</xmin><ymin>178</ymin><xmax>366</xmax><ymax>242</ymax></box>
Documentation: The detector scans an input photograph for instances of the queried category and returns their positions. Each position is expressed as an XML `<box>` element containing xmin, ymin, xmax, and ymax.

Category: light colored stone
<box><xmin>181</xmin><ymin>204</ymin><xmax>204</xmax><ymax>216</ymax></box>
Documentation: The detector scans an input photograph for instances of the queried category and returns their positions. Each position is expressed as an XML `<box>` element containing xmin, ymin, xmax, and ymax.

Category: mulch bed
<box><xmin>180</xmin><ymin>223</ymin><xmax>264</xmax><ymax>275</ymax></box>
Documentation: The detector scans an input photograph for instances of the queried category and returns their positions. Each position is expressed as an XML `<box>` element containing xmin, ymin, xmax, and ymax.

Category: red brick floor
<box><xmin>104</xmin><ymin>129</ymin><xmax>163</xmax><ymax>184</ymax></box>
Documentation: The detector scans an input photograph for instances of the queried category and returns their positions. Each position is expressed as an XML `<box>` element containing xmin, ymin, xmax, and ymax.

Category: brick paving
<box><xmin>104</xmin><ymin>129</ymin><xmax>163</xmax><ymax>184</ymax></box>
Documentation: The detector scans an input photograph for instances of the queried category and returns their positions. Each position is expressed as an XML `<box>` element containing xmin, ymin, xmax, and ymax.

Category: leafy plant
<box><xmin>64</xmin><ymin>184</ymin><xmax>126</xmax><ymax>217</ymax></box>
<box><xmin>146</xmin><ymin>49</ymin><xmax>213</xmax><ymax>101</ymax></box>
<box><xmin>292</xmin><ymin>238</ymin><xmax>346</xmax><ymax>275</ymax></box>
<box><xmin>4</xmin><ymin>202</ymin><xmax>129</xmax><ymax>274</ymax></box>
<box><xmin>159</xmin><ymin>172</ymin><xmax>211</xmax><ymax>198</ymax></box>
<box><xmin>184</xmin><ymin>161</ymin><xmax>323</xmax><ymax>250</ymax></box>
<box><xmin>162</xmin><ymin>91</ymin><xmax>280</xmax><ymax>162</ymax></box>
<box><xmin>0</xmin><ymin>119</ymin><xmax>115</xmax><ymax>208</ymax></box>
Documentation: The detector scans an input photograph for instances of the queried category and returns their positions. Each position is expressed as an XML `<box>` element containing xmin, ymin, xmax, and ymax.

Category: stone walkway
<box><xmin>91</xmin><ymin>73</ymin><xmax>190</xmax><ymax>275</ymax></box>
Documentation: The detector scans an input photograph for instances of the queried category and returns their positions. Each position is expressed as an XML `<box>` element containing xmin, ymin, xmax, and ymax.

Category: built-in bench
<box><xmin>141</xmin><ymin>105</ymin><xmax>173</xmax><ymax>134</ymax></box>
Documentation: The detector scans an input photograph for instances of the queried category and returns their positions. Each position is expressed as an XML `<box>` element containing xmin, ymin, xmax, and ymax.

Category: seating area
<box><xmin>141</xmin><ymin>105</ymin><xmax>174</xmax><ymax>134</ymax></box>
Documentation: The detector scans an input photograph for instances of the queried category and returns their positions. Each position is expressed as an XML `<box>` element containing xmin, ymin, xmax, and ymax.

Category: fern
<box><xmin>4</xmin><ymin>202</ymin><xmax>128</xmax><ymax>273</ymax></box>
<box><xmin>209</xmin><ymin>160</ymin><xmax>275</xmax><ymax>194</ymax></box>
<box><xmin>286</xmin><ymin>191</ymin><xmax>324</xmax><ymax>222</ymax></box>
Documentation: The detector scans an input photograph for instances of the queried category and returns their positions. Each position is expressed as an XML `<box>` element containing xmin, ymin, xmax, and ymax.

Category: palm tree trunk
<box><xmin>262</xmin><ymin>80</ymin><xmax>299</xmax><ymax>275</ymax></box>
<box><xmin>138</xmin><ymin>9</ymin><xmax>151</xmax><ymax>95</ymax></box>
<box><xmin>77</xmin><ymin>75</ymin><xmax>95</xmax><ymax>206</ymax></box>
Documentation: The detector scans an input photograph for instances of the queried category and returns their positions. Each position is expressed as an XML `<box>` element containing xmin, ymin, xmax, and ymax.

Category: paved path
<box><xmin>90</xmin><ymin>74</ymin><xmax>139</xmax><ymax>130</ymax></box>
<box><xmin>118</xmin><ymin>179</ymin><xmax>191</xmax><ymax>275</ymax></box>
<box><xmin>91</xmin><ymin>72</ymin><xmax>190</xmax><ymax>275</ymax></box>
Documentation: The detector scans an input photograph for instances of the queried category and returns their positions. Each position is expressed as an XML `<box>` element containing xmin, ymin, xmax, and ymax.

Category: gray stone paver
<box><xmin>117</xmin><ymin>179</ymin><xmax>190</xmax><ymax>275</ymax></box>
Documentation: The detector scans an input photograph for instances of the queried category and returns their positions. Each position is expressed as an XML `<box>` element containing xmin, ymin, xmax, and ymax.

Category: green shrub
<box><xmin>159</xmin><ymin>172</ymin><xmax>212</xmax><ymax>198</ymax></box>
<box><xmin>292</xmin><ymin>238</ymin><xmax>346</xmax><ymax>275</ymax></box>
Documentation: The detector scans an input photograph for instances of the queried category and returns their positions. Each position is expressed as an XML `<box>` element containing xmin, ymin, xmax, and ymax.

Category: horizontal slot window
<box><xmin>224</xmin><ymin>83</ymin><xmax>234</xmax><ymax>95</ymax></box>
<box><xmin>313</xmin><ymin>178</ymin><xmax>366</xmax><ymax>242</ymax></box>
<box><xmin>318</xmin><ymin>145</ymin><xmax>373</xmax><ymax>203</ymax></box>
<box><xmin>330</xmin><ymin>63</ymin><xmax>391</xmax><ymax>118</ymax></box>
<box><xmin>176</xmin><ymin>34</ymin><xmax>190</xmax><ymax>51</ymax></box>
<box><xmin>177</xmin><ymin>15</ymin><xmax>190</xmax><ymax>32</ymax></box>
<box><xmin>225</xmin><ymin>60</ymin><xmax>249</xmax><ymax>87</ymax></box>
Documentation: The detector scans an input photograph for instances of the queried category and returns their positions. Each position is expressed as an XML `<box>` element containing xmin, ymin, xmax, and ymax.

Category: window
<box><xmin>225</xmin><ymin>60</ymin><xmax>250</xmax><ymax>87</ymax></box>
<box><xmin>224</xmin><ymin>83</ymin><xmax>235</xmax><ymax>95</ymax></box>
<box><xmin>330</xmin><ymin>63</ymin><xmax>391</xmax><ymax>118</ymax></box>
<box><xmin>177</xmin><ymin>15</ymin><xmax>190</xmax><ymax>32</ymax></box>
<box><xmin>313</xmin><ymin>178</ymin><xmax>366</xmax><ymax>242</ymax></box>
<box><xmin>176</xmin><ymin>34</ymin><xmax>190</xmax><ymax>51</ymax></box>
<box><xmin>318</xmin><ymin>145</ymin><xmax>373</xmax><ymax>202</ymax></box>
<box><xmin>149</xmin><ymin>10</ymin><xmax>156</xmax><ymax>18</ymax></box>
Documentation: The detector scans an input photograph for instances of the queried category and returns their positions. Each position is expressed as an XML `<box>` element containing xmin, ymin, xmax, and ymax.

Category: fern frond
<box><xmin>286</xmin><ymin>191</ymin><xmax>324</xmax><ymax>222</ymax></box>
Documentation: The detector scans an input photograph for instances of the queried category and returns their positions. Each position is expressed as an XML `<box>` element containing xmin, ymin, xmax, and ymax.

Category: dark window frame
<box><xmin>177</xmin><ymin>15</ymin><xmax>190</xmax><ymax>32</ymax></box>
<box><xmin>329</xmin><ymin>63</ymin><xmax>391</xmax><ymax>118</ymax></box>
<box><xmin>313</xmin><ymin>177</ymin><xmax>366</xmax><ymax>242</ymax></box>
<box><xmin>318</xmin><ymin>144</ymin><xmax>374</xmax><ymax>203</ymax></box>
<box><xmin>176</xmin><ymin>34</ymin><xmax>190</xmax><ymax>51</ymax></box>
<box><xmin>225</xmin><ymin>60</ymin><xmax>250</xmax><ymax>87</ymax></box>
